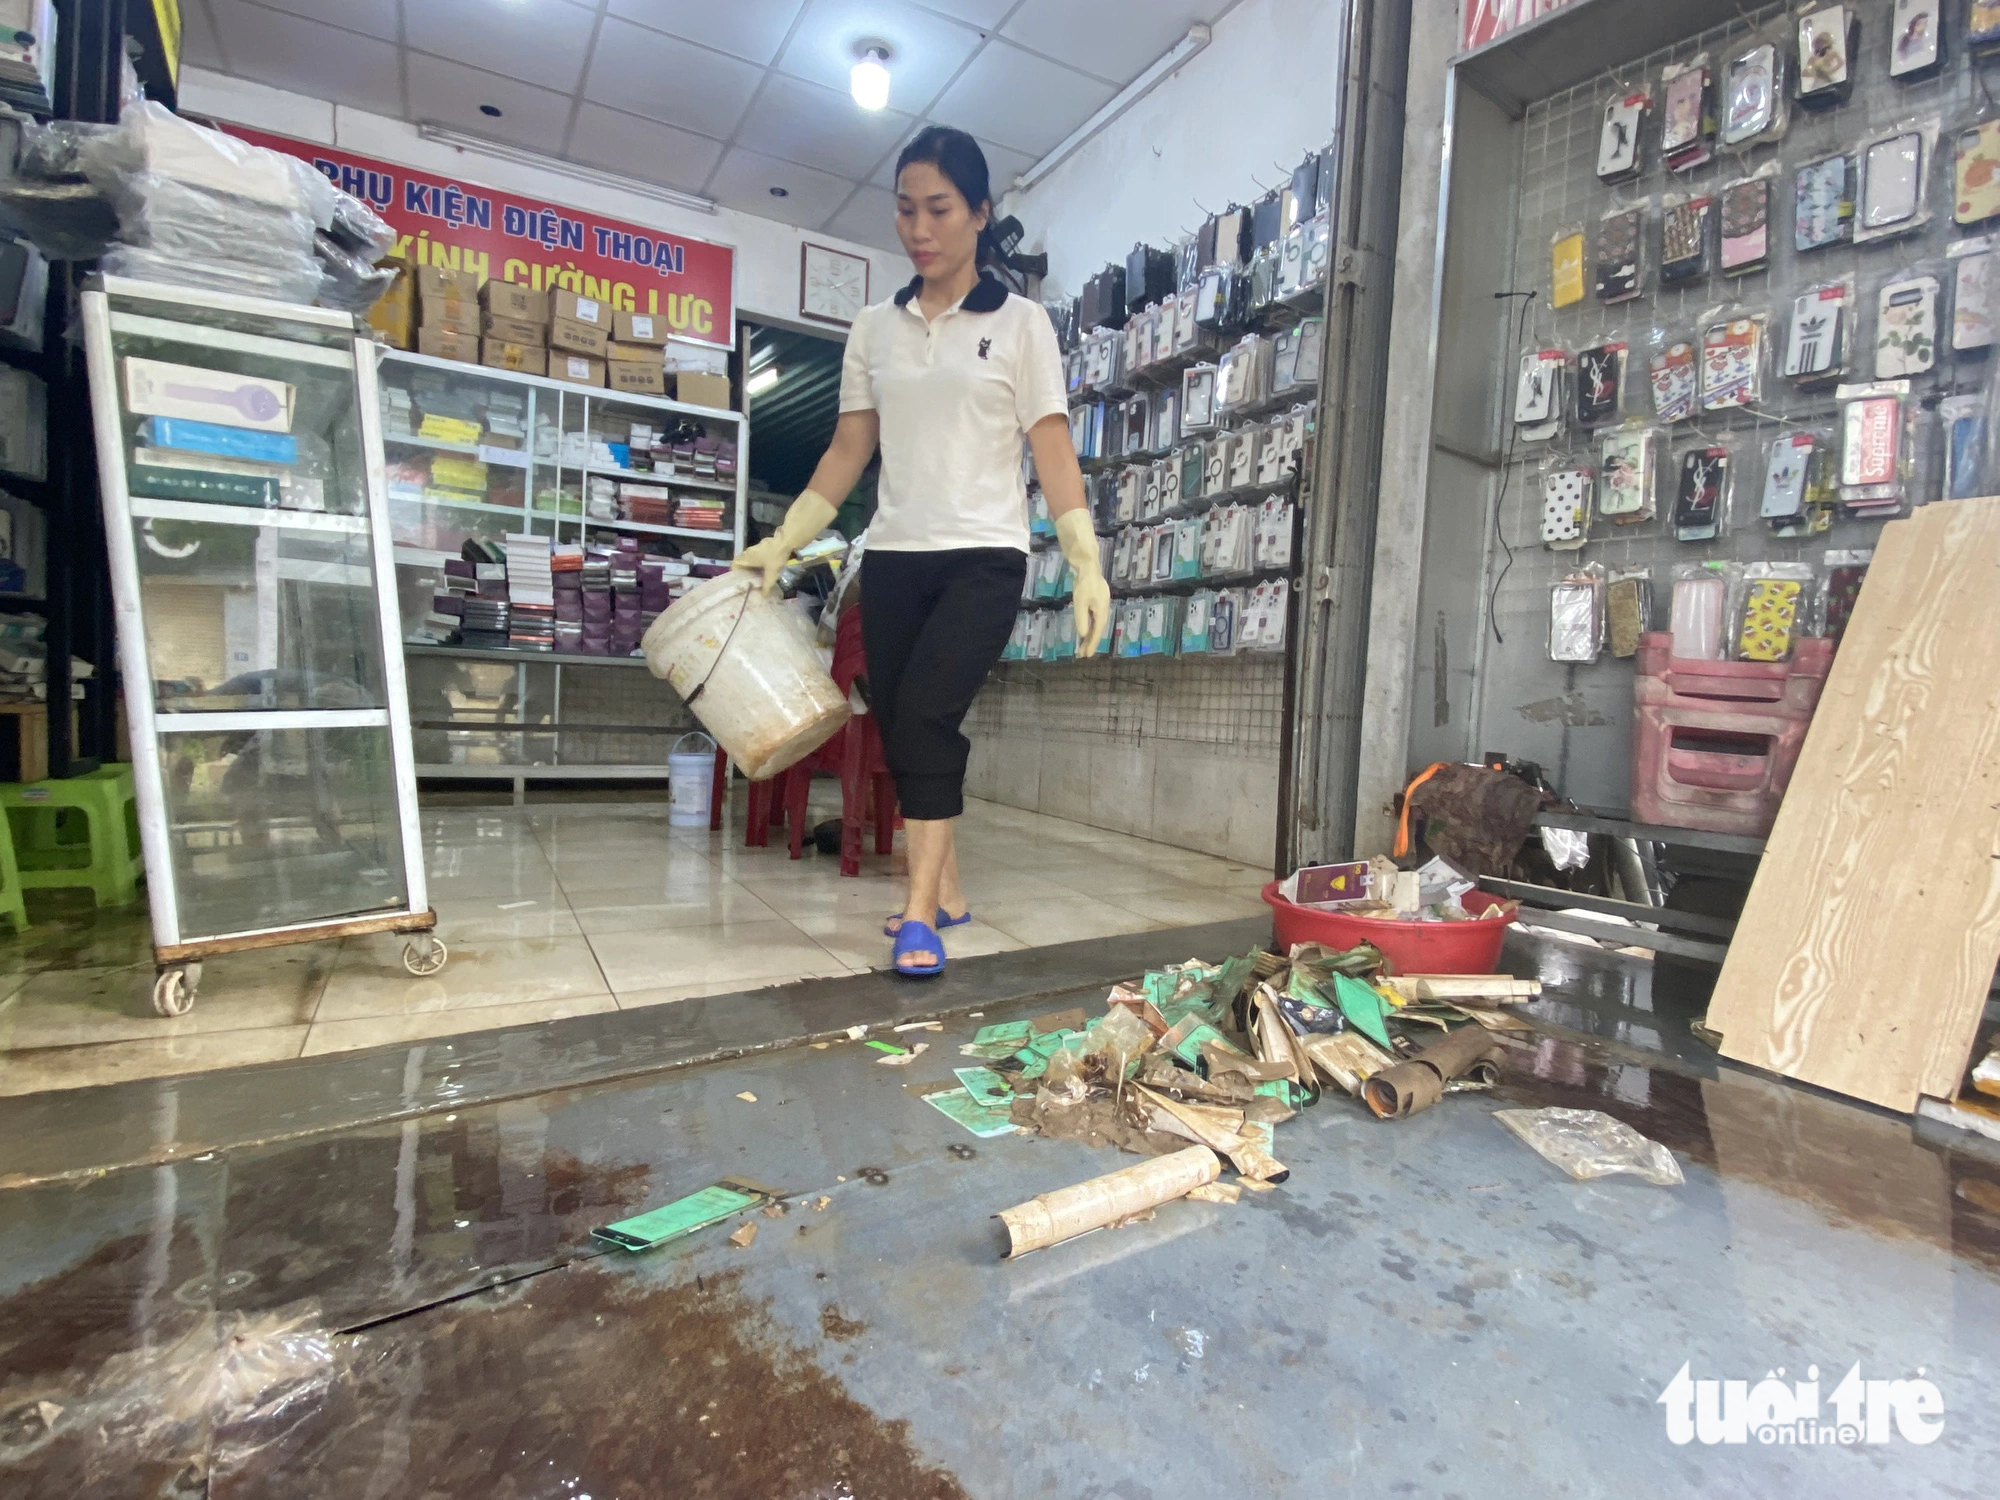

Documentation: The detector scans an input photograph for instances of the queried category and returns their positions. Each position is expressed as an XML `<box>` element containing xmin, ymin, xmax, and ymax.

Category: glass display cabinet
<box><xmin>81</xmin><ymin>276</ymin><xmax>443</xmax><ymax>1016</ymax></box>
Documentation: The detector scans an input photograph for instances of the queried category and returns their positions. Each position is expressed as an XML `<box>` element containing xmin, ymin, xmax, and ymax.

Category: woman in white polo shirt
<box><xmin>734</xmin><ymin>126</ymin><xmax>1108</xmax><ymax>977</ymax></box>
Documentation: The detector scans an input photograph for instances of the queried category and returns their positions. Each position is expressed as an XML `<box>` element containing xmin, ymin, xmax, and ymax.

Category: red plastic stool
<box><xmin>838</xmin><ymin>711</ymin><xmax>898</xmax><ymax>876</ymax></box>
<box><xmin>708</xmin><ymin>747</ymin><xmax>729</xmax><ymax>831</ymax></box>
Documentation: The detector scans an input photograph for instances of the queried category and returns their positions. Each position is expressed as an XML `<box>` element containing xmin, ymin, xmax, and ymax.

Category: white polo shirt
<box><xmin>839</xmin><ymin>272</ymin><xmax>1068</xmax><ymax>554</ymax></box>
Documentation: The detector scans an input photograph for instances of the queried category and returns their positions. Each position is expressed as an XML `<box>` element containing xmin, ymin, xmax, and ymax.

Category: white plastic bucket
<box><xmin>641</xmin><ymin>572</ymin><xmax>851</xmax><ymax>780</ymax></box>
<box><xmin>667</xmin><ymin>731</ymin><xmax>717</xmax><ymax>827</ymax></box>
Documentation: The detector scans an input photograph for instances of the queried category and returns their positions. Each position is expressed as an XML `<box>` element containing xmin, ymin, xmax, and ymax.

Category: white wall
<box><xmin>176</xmin><ymin>67</ymin><xmax>910</xmax><ymax>331</ymax></box>
<box><xmin>1005</xmin><ymin>0</ymin><xmax>1344</xmax><ymax>294</ymax></box>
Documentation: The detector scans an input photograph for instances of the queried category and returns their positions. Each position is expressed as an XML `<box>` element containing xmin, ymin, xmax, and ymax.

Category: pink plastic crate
<box><xmin>1630</xmin><ymin>633</ymin><xmax>1833</xmax><ymax>837</ymax></box>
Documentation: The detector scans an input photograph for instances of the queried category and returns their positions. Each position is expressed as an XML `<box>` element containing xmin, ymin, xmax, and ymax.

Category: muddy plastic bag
<box><xmin>1082</xmin><ymin>1005</ymin><xmax>1150</xmax><ymax>1084</ymax></box>
<box><xmin>1493</xmin><ymin>1107</ymin><xmax>1685</xmax><ymax>1186</ymax></box>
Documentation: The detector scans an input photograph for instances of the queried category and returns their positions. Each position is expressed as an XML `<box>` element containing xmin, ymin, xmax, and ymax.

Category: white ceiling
<box><xmin>179</xmin><ymin>0</ymin><xmax>1244</xmax><ymax>254</ymax></box>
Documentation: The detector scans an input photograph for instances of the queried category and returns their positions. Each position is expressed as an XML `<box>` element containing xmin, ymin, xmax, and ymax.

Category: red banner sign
<box><xmin>225</xmin><ymin>126</ymin><xmax>735</xmax><ymax>348</ymax></box>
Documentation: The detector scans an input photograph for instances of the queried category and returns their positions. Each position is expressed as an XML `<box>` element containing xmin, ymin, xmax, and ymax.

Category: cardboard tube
<box><xmin>1362</xmin><ymin>1025</ymin><xmax>1503</xmax><ymax>1119</ymax></box>
<box><xmin>997</xmin><ymin>1145</ymin><xmax>1222</xmax><ymax>1257</ymax></box>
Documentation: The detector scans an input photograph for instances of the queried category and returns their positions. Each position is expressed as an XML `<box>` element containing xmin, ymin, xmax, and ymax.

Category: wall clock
<box><xmin>801</xmin><ymin>243</ymin><xmax>869</xmax><ymax>327</ymax></box>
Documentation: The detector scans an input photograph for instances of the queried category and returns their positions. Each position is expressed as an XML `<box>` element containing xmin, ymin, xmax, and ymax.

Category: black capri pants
<box><xmin>860</xmin><ymin>547</ymin><xmax>1027</xmax><ymax>821</ymax></box>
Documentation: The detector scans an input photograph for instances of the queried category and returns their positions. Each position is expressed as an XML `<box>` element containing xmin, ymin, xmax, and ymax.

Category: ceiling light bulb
<box><xmin>747</xmin><ymin>365</ymin><xmax>782</xmax><ymax>397</ymax></box>
<box><xmin>851</xmin><ymin>48</ymin><xmax>891</xmax><ymax>111</ymax></box>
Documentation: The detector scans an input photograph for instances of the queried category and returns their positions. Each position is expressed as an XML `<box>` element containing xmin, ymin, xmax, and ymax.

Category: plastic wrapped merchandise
<box><xmin>0</xmin><ymin>118</ymin><xmax>123</xmax><ymax>260</ymax></box>
<box><xmin>1605</xmin><ymin>568</ymin><xmax>1651</xmax><ymax>658</ymax></box>
<box><xmin>1597</xmin><ymin>426</ymin><xmax>1657</xmax><ymax>526</ymax></box>
<box><xmin>1538</xmin><ymin>457</ymin><xmax>1592</xmax><ymax>550</ymax></box>
<box><xmin>1837</xmin><ymin>379</ymin><xmax>1912</xmax><ymax>514</ymax></box>
<box><xmin>1732</xmin><ymin>561</ymin><xmax>1815</xmax><ymax>662</ymax></box>
<box><xmin>1721</xmin><ymin>34</ymin><xmax>1788</xmax><ymax>148</ymax></box>
<box><xmin>1758</xmin><ymin>428</ymin><xmax>1818</xmax><ymax>532</ymax></box>
<box><xmin>1940</xmin><ymin>392</ymin><xmax>1989</xmax><ymax>500</ymax></box>
<box><xmin>1781</xmin><ymin>279</ymin><xmax>1852</xmax><ymax>389</ymax></box>
<box><xmin>1673</xmin><ymin>443</ymin><xmax>1732</xmax><ymax>541</ymax></box>
<box><xmin>1548</xmin><ymin>563</ymin><xmax>1606</xmax><ymax>664</ymax></box>
<box><xmin>1718</xmin><ymin>164</ymin><xmax>1777</xmax><ymax>276</ymax></box>
<box><xmin>1550</xmin><ymin>220</ymin><xmax>1585</xmax><ymax>308</ymax></box>
<box><xmin>1819</xmin><ymin>548</ymin><xmax>1872</xmax><ymax>643</ymax></box>
<box><xmin>1646</xmin><ymin>327</ymin><xmax>1697</xmax><ymax>423</ymax></box>
<box><xmin>1494</xmin><ymin>1107</ymin><xmax>1685</xmax><ymax>1186</ymax></box>
<box><xmin>1594</xmin><ymin>202</ymin><xmax>1646</xmax><ymax>303</ymax></box>
<box><xmin>1514</xmin><ymin>346</ymin><xmax>1567</xmax><ymax>443</ymax></box>
<box><xmin>1668</xmin><ymin>562</ymin><xmax>1731</xmax><ymax>660</ymax></box>
<box><xmin>1699</xmin><ymin>312</ymin><xmax>1766</xmax><ymax>412</ymax></box>
<box><xmin>1853</xmin><ymin>119</ymin><xmax>1938</xmax><ymax>246</ymax></box>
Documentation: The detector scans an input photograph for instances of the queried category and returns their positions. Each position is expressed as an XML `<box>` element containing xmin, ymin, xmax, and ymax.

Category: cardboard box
<box><xmin>479</xmin><ymin>280</ymin><xmax>546</xmax><ymax>323</ymax></box>
<box><xmin>614</xmin><ymin>310</ymin><xmax>670</xmax><ymax>346</ymax></box>
<box><xmin>551</xmin><ymin>289</ymin><xmax>610</xmax><ymax>331</ymax></box>
<box><xmin>421</xmin><ymin>292</ymin><xmax>480</xmax><ymax>337</ymax></box>
<box><xmin>367</xmin><ymin>268</ymin><xmax>415</xmax><ymax>350</ymax></box>
<box><xmin>549</xmin><ymin>317</ymin><xmax>608</xmax><ymax>358</ymax></box>
<box><xmin>605</xmin><ymin>339</ymin><xmax>664</xmax><ymax>364</ymax></box>
<box><xmin>123</xmin><ymin>358</ymin><xmax>296</xmax><ymax>433</ymax></box>
<box><xmin>548</xmin><ymin>352</ymin><xmax>607</xmax><ymax>388</ymax></box>
<box><xmin>675</xmin><ymin>371</ymin><xmax>732</xmax><ymax>411</ymax></box>
<box><xmin>608</xmin><ymin>360</ymin><xmax>667</xmax><ymax>395</ymax></box>
<box><xmin>418</xmin><ymin>327</ymin><xmax>480</xmax><ymax>363</ymax></box>
<box><xmin>480</xmin><ymin>312</ymin><xmax>546</xmax><ymax>346</ymax></box>
<box><xmin>481</xmin><ymin>339</ymin><xmax>548</xmax><ymax>376</ymax></box>
<box><xmin>414</xmin><ymin>265</ymin><xmax>480</xmax><ymax>301</ymax></box>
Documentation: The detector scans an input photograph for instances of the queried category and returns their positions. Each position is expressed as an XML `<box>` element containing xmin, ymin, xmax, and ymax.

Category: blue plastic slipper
<box><xmin>892</xmin><ymin>919</ymin><xmax>946</xmax><ymax>977</ymax></box>
<box><xmin>883</xmin><ymin>908</ymin><xmax>973</xmax><ymax>938</ymax></box>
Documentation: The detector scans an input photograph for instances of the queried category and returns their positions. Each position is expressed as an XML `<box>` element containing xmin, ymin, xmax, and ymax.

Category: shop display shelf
<box><xmin>127</xmin><ymin>495</ymin><xmax>371</xmax><ymax>535</ymax></box>
<box><xmin>406</xmin><ymin>642</ymin><xmax>654</xmax><ymax>669</ymax></box>
<box><xmin>388</xmin><ymin>491</ymin><xmax>531</xmax><ymax>520</ymax></box>
<box><xmin>527</xmin><ymin>509</ymin><xmax>734</xmax><ymax>543</ymax></box>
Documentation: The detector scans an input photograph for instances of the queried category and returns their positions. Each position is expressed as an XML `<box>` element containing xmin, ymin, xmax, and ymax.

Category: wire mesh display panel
<box><xmin>970</xmin><ymin>656</ymin><xmax>1287</xmax><ymax>753</ymax></box>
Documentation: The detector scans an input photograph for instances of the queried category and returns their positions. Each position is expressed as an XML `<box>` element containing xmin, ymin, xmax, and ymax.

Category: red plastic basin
<box><xmin>1259</xmin><ymin>881</ymin><xmax>1516</xmax><ymax>976</ymax></box>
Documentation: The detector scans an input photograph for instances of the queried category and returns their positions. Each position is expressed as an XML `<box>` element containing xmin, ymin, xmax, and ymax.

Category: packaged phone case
<box><xmin>1674</xmin><ymin>445</ymin><xmax>1731</xmax><ymax>540</ymax></box>
<box><xmin>1180</xmin><ymin>363</ymin><xmax>1219</xmax><ymax>432</ymax></box>
<box><xmin>1837</xmin><ymin>379</ymin><xmax>1912</xmax><ymax>508</ymax></box>
<box><xmin>1855</xmin><ymin>121</ymin><xmax>1937</xmax><ymax>243</ymax></box>
<box><xmin>1202</xmin><ymin>432</ymin><xmax>1232</xmax><ymax>495</ymax></box>
<box><xmin>1649</xmin><ymin>331</ymin><xmax>1699</xmax><ymax>422</ymax></box>
<box><xmin>1574</xmin><ymin>342</ymin><xmax>1625</xmax><ymax>428</ymax></box>
<box><xmin>1734</xmin><ymin>562</ymin><xmax>1815</xmax><ymax>662</ymax></box>
<box><xmin>1760</xmin><ymin>430</ymin><xmax>1818</xmax><ymax>525</ymax></box>
<box><xmin>1720</xmin><ymin>173</ymin><xmax>1773</xmax><ymax>274</ymax></box>
<box><xmin>1701</xmin><ymin>315</ymin><xmax>1766</xmax><ymax>411</ymax></box>
<box><xmin>1595</xmin><ymin>204</ymin><xmax>1646</xmax><ymax>303</ymax></box>
<box><xmin>1941</xmin><ymin>392</ymin><xmax>1989</xmax><ymax>498</ymax></box>
<box><xmin>1669</xmin><ymin>563</ymin><xmax>1731</xmax><ymax>659</ymax></box>
<box><xmin>1606</xmin><ymin>569</ymin><xmax>1652</xmax><ymax>658</ymax></box>
<box><xmin>1951</xmin><ymin>236</ymin><xmax>1997</xmax><ymax>351</ymax></box>
<box><xmin>1598</xmin><ymin>426</ymin><xmax>1658</xmax><ymax>523</ymax></box>
<box><xmin>1723</xmin><ymin>39</ymin><xmax>1787</xmax><ymax>147</ymax></box>
<box><xmin>1549</xmin><ymin>564</ymin><xmax>1606</xmax><ymax>664</ymax></box>
<box><xmin>1796</xmin><ymin>5</ymin><xmax>1858</xmax><ymax>109</ymax></box>
<box><xmin>1540</xmin><ymin>459</ymin><xmax>1593</xmax><ymax>549</ymax></box>
<box><xmin>1783</xmin><ymin>279</ymin><xmax>1852</xmax><ymax>387</ymax></box>
<box><xmin>1795</xmin><ymin>152</ymin><xmax>1854</xmax><ymax>251</ymax></box>
<box><xmin>1516</xmin><ymin>348</ymin><xmax>1567</xmax><ymax>442</ymax></box>
<box><xmin>1551</xmin><ymin>222</ymin><xmax>1586</xmax><ymax>309</ymax></box>
<box><xmin>1955</xmin><ymin>120</ymin><xmax>2000</xmax><ymax>225</ymax></box>
<box><xmin>1598</xmin><ymin>90</ymin><xmax>1650</xmax><ymax>182</ymax></box>
<box><xmin>1774</xmin><ymin>431</ymin><xmax>1839</xmax><ymax>537</ymax></box>
<box><xmin>1891</xmin><ymin>0</ymin><xmax>1944</xmax><ymax>76</ymax></box>
<box><xmin>1975</xmin><ymin>0</ymin><xmax>2000</xmax><ymax>51</ymax></box>
<box><xmin>1661</xmin><ymin>194</ymin><xmax>1715</xmax><ymax>283</ymax></box>
<box><xmin>1661</xmin><ymin>57</ymin><xmax>1716</xmax><ymax>171</ymax></box>
<box><xmin>1875</xmin><ymin>274</ymin><xmax>1939</xmax><ymax>378</ymax></box>
<box><xmin>1819</xmin><ymin>549</ymin><xmax>1872</xmax><ymax>641</ymax></box>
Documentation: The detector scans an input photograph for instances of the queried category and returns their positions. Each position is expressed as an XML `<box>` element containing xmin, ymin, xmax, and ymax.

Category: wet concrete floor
<box><xmin>3</xmin><ymin>932</ymin><xmax>1999</xmax><ymax>1497</ymax></box>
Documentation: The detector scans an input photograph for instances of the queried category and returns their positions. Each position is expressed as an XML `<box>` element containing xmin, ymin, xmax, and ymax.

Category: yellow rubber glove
<box><xmin>1055</xmin><ymin>508</ymin><xmax>1111</xmax><ymax>657</ymax></box>
<box><xmin>731</xmin><ymin>488</ymin><xmax>838</xmax><ymax>596</ymax></box>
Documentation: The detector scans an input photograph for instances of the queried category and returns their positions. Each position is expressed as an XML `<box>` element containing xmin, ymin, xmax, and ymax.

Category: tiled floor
<box><xmin>0</xmin><ymin>790</ymin><xmax>1271</xmax><ymax>1096</ymax></box>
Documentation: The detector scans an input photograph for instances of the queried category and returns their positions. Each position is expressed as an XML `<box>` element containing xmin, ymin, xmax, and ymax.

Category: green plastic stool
<box><xmin>0</xmin><ymin>792</ymin><xmax>27</xmax><ymax>932</ymax></box>
<box><xmin>1</xmin><ymin>762</ymin><xmax>144</xmax><ymax>908</ymax></box>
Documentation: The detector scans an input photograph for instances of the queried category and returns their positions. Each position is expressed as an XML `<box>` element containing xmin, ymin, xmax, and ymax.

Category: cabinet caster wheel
<box><xmin>152</xmin><ymin>964</ymin><xmax>200</xmax><ymax>1017</ymax></box>
<box><xmin>402</xmin><ymin>936</ymin><xmax>447</xmax><ymax>976</ymax></box>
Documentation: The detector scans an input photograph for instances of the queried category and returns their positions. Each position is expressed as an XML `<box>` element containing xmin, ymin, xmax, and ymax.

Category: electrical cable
<box><xmin>1488</xmin><ymin>288</ymin><xmax>1539</xmax><ymax>645</ymax></box>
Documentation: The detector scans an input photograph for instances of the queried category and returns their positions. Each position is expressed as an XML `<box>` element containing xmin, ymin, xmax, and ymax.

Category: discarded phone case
<box><xmin>1955</xmin><ymin>120</ymin><xmax>2000</xmax><ymax>225</ymax></box>
<box><xmin>1941</xmin><ymin>393</ymin><xmax>1988</xmax><ymax>498</ymax></box>
<box><xmin>1597</xmin><ymin>427</ymin><xmax>1657</xmax><ymax>522</ymax></box>
<box><xmin>1674</xmin><ymin>447</ymin><xmax>1729</xmax><ymax>541</ymax></box>
<box><xmin>1598</xmin><ymin>92</ymin><xmax>1648</xmax><ymax>181</ymax></box>
<box><xmin>1794</xmin><ymin>152</ymin><xmax>1853</xmax><ymax>251</ymax></box>
<box><xmin>1660</xmin><ymin>196</ymin><xmax>1714</xmax><ymax>283</ymax></box>
<box><xmin>1875</xmin><ymin>275</ymin><xmax>1938</xmax><ymax>378</ymax></box>
<box><xmin>1700</xmin><ymin>317</ymin><xmax>1763</xmax><ymax>411</ymax></box>
<box><xmin>1719</xmin><ymin>177</ymin><xmax>1771</xmax><ymax>275</ymax></box>
<box><xmin>1952</xmin><ymin>238</ymin><xmax>1998</xmax><ymax>351</ymax></box>
<box><xmin>1574</xmin><ymin>343</ymin><xmax>1624</xmax><ymax>428</ymax></box>
<box><xmin>1890</xmin><ymin>0</ymin><xmax>1943</xmax><ymax>78</ymax></box>
<box><xmin>1594</xmin><ymin>206</ymin><xmax>1644</xmax><ymax>303</ymax></box>
<box><xmin>1540</xmin><ymin>464</ymin><xmax>1592</xmax><ymax>548</ymax></box>
<box><xmin>1650</xmin><ymin>338</ymin><xmax>1698</xmax><ymax>423</ymax></box>
<box><xmin>1784</xmin><ymin>282</ymin><xmax>1849</xmax><ymax>385</ymax></box>
<box><xmin>1796</xmin><ymin>6</ymin><xmax>1857</xmax><ymax>108</ymax></box>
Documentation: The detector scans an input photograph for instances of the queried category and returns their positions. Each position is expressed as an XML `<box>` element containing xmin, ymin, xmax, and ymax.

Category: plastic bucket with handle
<box><xmin>642</xmin><ymin>572</ymin><xmax>851</xmax><ymax>780</ymax></box>
<box><xmin>667</xmin><ymin>731</ymin><xmax>718</xmax><ymax>827</ymax></box>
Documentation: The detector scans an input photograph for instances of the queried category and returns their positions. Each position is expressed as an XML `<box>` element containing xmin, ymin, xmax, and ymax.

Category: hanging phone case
<box><xmin>1797</xmin><ymin>6</ymin><xmax>1856</xmax><ymax>107</ymax></box>
<box><xmin>1228</xmin><ymin>430</ymin><xmax>1258</xmax><ymax>489</ymax></box>
<box><xmin>1594</xmin><ymin>207</ymin><xmax>1643</xmax><ymax>302</ymax></box>
<box><xmin>1549</xmin><ymin>577</ymin><xmax>1601</xmax><ymax>662</ymax></box>
<box><xmin>1606</xmin><ymin>576</ymin><xmax>1648</xmax><ymax>657</ymax></box>
<box><xmin>1720</xmin><ymin>178</ymin><xmax>1770</xmax><ymax>274</ymax></box>
<box><xmin>1858</xmin><ymin>130</ymin><xmax>1924</xmax><ymax>237</ymax></box>
<box><xmin>1942</xmin><ymin>393</ymin><xmax>1988</xmax><ymax>497</ymax></box>
<box><xmin>1875</xmin><ymin>276</ymin><xmax>1939</xmax><ymax>378</ymax></box>
<box><xmin>1953</xmin><ymin>241</ymin><xmax>1997</xmax><ymax>351</ymax></box>
<box><xmin>1675</xmin><ymin>448</ymin><xmax>1728</xmax><ymax>540</ymax></box>
<box><xmin>1598</xmin><ymin>428</ymin><xmax>1655</xmax><ymax>520</ymax></box>
<box><xmin>1974</xmin><ymin>0</ymin><xmax>2000</xmax><ymax>50</ymax></box>
<box><xmin>1761</xmin><ymin>432</ymin><xmax>1815</xmax><ymax>519</ymax></box>
<box><xmin>1598</xmin><ymin>92</ymin><xmax>1648</xmax><ymax>181</ymax></box>
<box><xmin>1701</xmin><ymin>318</ymin><xmax>1762</xmax><ymax>411</ymax></box>
<box><xmin>1784</xmin><ymin>284</ymin><xmax>1847</xmax><ymax>382</ymax></box>
<box><xmin>1203</xmin><ymin>436</ymin><xmax>1231</xmax><ymax>495</ymax></box>
<box><xmin>1650</xmin><ymin>339</ymin><xmax>1698</xmax><ymax>422</ymax></box>
<box><xmin>1738</xmin><ymin>581</ymin><xmax>1804</xmax><ymax>662</ymax></box>
<box><xmin>1551</xmin><ymin>227</ymin><xmax>1586</xmax><ymax>309</ymax></box>
<box><xmin>1841</xmin><ymin>391</ymin><xmax>1903</xmax><ymax>490</ymax></box>
<box><xmin>1723</xmin><ymin>43</ymin><xmax>1777</xmax><ymax>145</ymax></box>
<box><xmin>1795</xmin><ymin>153</ymin><xmax>1853</xmax><ymax>250</ymax></box>
<box><xmin>1955</xmin><ymin>121</ymin><xmax>2000</xmax><ymax>225</ymax></box>
<box><xmin>1574</xmin><ymin>344</ymin><xmax>1623</xmax><ymax>427</ymax></box>
<box><xmin>1890</xmin><ymin>0</ymin><xmax>1942</xmax><ymax>77</ymax></box>
<box><xmin>1661</xmin><ymin>196</ymin><xmax>1713</xmax><ymax>283</ymax></box>
<box><xmin>1515</xmin><ymin>350</ymin><xmax>1563</xmax><ymax>434</ymax></box>
<box><xmin>1661</xmin><ymin>61</ymin><xmax>1713</xmax><ymax>170</ymax></box>
<box><xmin>1823</xmin><ymin>563</ymin><xmax>1867</xmax><ymax>640</ymax></box>
<box><xmin>1540</xmin><ymin>466</ymin><xmax>1591</xmax><ymax>548</ymax></box>
<box><xmin>1178</xmin><ymin>442</ymin><xmax>1203</xmax><ymax>502</ymax></box>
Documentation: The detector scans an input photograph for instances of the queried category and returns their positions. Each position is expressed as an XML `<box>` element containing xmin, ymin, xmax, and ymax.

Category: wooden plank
<box><xmin>155</xmin><ymin>908</ymin><xmax>436</xmax><ymax>963</ymax></box>
<box><xmin>1705</xmin><ymin>500</ymin><xmax>2000</xmax><ymax>1112</ymax></box>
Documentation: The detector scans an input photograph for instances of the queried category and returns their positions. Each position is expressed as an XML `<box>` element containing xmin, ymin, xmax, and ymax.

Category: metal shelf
<box><xmin>406</xmin><ymin>642</ymin><xmax>655</xmax><ymax>669</ymax></box>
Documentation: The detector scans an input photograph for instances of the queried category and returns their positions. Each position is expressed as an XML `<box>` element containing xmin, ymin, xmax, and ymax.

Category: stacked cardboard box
<box><xmin>368</xmin><ymin>253</ymin><xmax>416</xmax><ymax>350</ymax></box>
<box><xmin>549</xmin><ymin>291</ymin><xmax>610</xmax><ymax>376</ymax></box>
<box><xmin>416</xmin><ymin>266</ymin><xmax>481</xmax><ymax>362</ymax></box>
<box><xmin>479</xmin><ymin>280</ymin><xmax>549</xmax><ymax>376</ymax></box>
<box><xmin>606</xmin><ymin>309</ymin><xmax>669</xmax><ymax>395</ymax></box>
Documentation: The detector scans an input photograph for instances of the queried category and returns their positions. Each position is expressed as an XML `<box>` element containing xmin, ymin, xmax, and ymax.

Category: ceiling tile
<box><xmin>181</xmin><ymin>0</ymin><xmax>224</xmax><ymax>69</ymax></box>
<box><xmin>707</xmin><ymin>146</ymin><xmax>857</xmax><ymax>226</ymax></box>
<box><xmin>565</xmin><ymin>103</ymin><xmax>725</xmax><ymax>194</ymax></box>
<box><xmin>237</xmin><ymin>0</ymin><xmax>399</xmax><ymax>44</ymax></box>
<box><xmin>908</xmin><ymin>0</ymin><xmax>1014</xmax><ymax>27</ymax></box>
<box><xmin>406</xmin><ymin>0</ymin><xmax>601</xmax><ymax>94</ymax></box>
<box><xmin>777</xmin><ymin>0</ymin><xmax>983</xmax><ymax>117</ymax></box>
<box><xmin>605</xmin><ymin>0</ymin><xmax>808</xmax><ymax>65</ymax></box>
<box><xmin>926</xmin><ymin>40</ymin><xmax>1114</xmax><ymax>157</ymax></box>
<box><xmin>584</xmin><ymin>17</ymin><xmax>764</xmax><ymax>138</ymax></box>
<box><xmin>404</xmin><ymin>54</ymin><xmax>579</xmax><ymax>150</ymax></box>
<box><xmin>1001</xmin><ymin>0</ymin><xmax>1219</xmax><ymax>86</ymax></box>
<box><xmin>735</xmin><ymin>74</ymin><xmax>915</xmax><ymax>181</ymax></box>
<box><xmin>870</xmin><ymin>131</ymin><xmax>1035</xmax><ymax>193</ymax></box>
<box><xmin>822</xmin><ymin>185</ymin><xmax>907</xmax><ymax>256</ymax></box>
<box><xmin>206</xmin><ymin>1</ymin><xmax>404</xmax><ymax>116</ymax></box>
